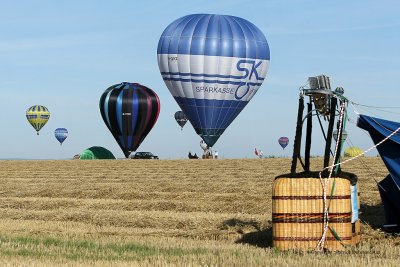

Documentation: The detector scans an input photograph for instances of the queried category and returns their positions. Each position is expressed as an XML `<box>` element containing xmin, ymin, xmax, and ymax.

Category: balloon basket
<box><xmin>202</xmin><ymin>154</ymin><xmax>214</xmax><ymax>159</ymax></box>
<box><xmin>272</xmin><ymin>172</ymin><xmax>360</xmax><ymax>251</ymax></box>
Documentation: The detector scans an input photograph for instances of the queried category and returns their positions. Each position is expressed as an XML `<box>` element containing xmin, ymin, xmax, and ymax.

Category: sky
<box><xmin>1</xmin><ymin>0</ymin><xmax>400</xmax><ymax>159</ymax></box>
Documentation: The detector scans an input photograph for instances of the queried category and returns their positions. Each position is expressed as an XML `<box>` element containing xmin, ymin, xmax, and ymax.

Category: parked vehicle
<box><xmin>132</xmin><ymin>152</ymin><xmax>159</xmax><ymax>159</ymax></box>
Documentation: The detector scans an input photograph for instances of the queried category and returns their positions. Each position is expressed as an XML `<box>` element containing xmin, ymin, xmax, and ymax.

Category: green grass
<box><xmin>0</xmin><ymin>234</ymin><xmax>209</xmax><ymax>262</ymax></box>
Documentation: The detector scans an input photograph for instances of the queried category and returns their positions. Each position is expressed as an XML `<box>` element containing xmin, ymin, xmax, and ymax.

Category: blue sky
<box><xmin>1</xmin><ymin>0</ymin><xmax>400</xmax><ymax>159</ymax></box>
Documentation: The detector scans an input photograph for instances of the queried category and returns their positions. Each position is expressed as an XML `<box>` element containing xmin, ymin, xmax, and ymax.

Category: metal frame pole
<box><xmin>291</xmin><ymin>96</ymin><xmax>305</xmax><ymax>175</ymax></box>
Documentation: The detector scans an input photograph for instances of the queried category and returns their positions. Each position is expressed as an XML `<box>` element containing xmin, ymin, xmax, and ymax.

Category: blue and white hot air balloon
<box><xmin>55</xmin><ymin>128</ymin><xmax>68</xmax><ymax>145</ymax></box>
<box><xmin>157</xmin><ymin>14</ymin><xmax>270</xmax><ymax>148</ymax></box>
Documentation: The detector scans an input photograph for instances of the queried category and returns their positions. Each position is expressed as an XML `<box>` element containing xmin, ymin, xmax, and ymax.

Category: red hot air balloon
<box><xmin>99</xmin><ymin>82</ymin><xmax>160</xmax><ymax>158</ymax></box>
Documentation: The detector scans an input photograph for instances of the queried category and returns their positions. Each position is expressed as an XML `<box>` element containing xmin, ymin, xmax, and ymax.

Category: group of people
<box><xmin>188</xmin><ymin>150</ymin><xmax>218</xmax><ymax>159</ymax></box>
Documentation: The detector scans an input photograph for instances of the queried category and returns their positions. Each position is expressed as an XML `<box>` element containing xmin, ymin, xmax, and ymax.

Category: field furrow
<box><xmin>0</xmin><ymin>157</ymin><xmax>398</xmax><ymax>266</ymax></box>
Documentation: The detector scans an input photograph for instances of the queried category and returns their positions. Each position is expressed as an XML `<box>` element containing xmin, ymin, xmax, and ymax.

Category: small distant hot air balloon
<box><xmin>26</xmin><ymin>105</ymin><xmax>50</xmax><ymax>135</ymax></box>
<box><xmin>55</xmin><ymin>128</ymin><xmax>68</xmax><ymax>145</ymax></box>
<box><xmin>99</xmin><ymin>82</ymin><xmax>160</xmax><ymax>158</ymax></box>
<box><xmin>344</xmin><ymin>147</ymin><xmax>364</xmax><ymax>158</ymax></box>
<box><xmin>174</xmin><ymin>111</ymin><xmax>188</xmax><ymax>130</ymax></box>
<box><xmin>278</xmin><ymin>137</ymin><xmax>289</xmax><ymax>150</ymax></box>
<box><xmin>158</xmin><ymin>14</ymin><xmax>270</xmax><ymax>148</ymax></box>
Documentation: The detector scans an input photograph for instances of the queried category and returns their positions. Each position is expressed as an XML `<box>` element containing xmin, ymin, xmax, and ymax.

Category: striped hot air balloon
<box><xmin>278</xmin><ymin>137</ymin><xmax>289</xmax><ymax>150</ymax></box>
<box><xmin>99</xmin><ymin>82</ymin><xmax>160</xmax><ymax>158</ymax></box>
<box><xmin>54</xmin><ymin>128</ymin><xmax>68</xmax><ymax>145</ymax></box>
<box><xmin>174</xmin><ymin>111</ymin><xmax>188</xmax><ymax>130</ymax></box>
<box><xmin>158</xmin><ymin>14</ymin><xmax>270</xmax><ymax>148</ymax></box>
<box><xmin>26</xmin><ymin>105</ymin><xmax>50</xmax><ymax>135</ymax></box>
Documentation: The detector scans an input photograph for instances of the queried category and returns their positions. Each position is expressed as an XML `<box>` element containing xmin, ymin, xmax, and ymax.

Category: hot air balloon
<box><xmin>55</xmin><ymin>128</ymin><xmax>68</xmax><ymax>145</ymax></box>
<box><xmin>99</xmin><ymin>82</ymin><xmax>160</xmax><ymax>158</ymax></box>
<box><xmin>278</xmin><ymin>137</ymin><xmax>289</xmax><ymax>150</ymax></box>
<box><xmin>26</xmin><ymin>105</ymin><xmax>50</xmax><ymax>135</ymax></box>
<box><xmin>344</xmin><ymin>146</ymin><xmax>363</xmax><ymax>158</ymax></box>
<box><xmin>175</xmin><ymin>111</ymin><xmax>188</xmax><ymax>130</ymax></box>
<box><xmin>79</xmin><ymin>146</ymin><xmax>116</xmax><ymax>160</ymax></box>
<box><xmin>158</xmin><ymin>14</ymin><xmax>270</xmax><ymax>148</ymax></box>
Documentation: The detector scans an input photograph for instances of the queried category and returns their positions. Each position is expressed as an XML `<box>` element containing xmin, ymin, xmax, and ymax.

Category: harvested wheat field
<box><xmin>0</xmin><ymin>157</ymin><xmax>399</xmax><ymax>266</ymax></box>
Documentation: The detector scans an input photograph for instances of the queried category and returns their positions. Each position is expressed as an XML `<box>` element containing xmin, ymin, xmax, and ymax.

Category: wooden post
<box><xmin>304</xmin><ymin>101</ymin><xmax>312</xmax><ymax>172</ymax></box>
<box><xmin>291</xmin><ymin>96</ymin><xmax>305</xmax><ymax>175</ymax></box>
<box><xmin>323</xmin><ymin>97</ymin><xmax>337</xmax><ymax>173</ymax></box>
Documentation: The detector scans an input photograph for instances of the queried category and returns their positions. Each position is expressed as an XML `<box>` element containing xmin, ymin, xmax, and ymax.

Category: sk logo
<box><xmin>235</xmin><ymin>60</ymin><xmax>263</xmax><ymax>100</ymax></box>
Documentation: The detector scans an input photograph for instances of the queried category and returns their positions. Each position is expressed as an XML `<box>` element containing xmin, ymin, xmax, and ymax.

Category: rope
<box><xmin>316</xmin><ymin>101</ymin><xmax>346</xmax><ymax>251</ymax></box>
<box><xmin>350</xmin><ymin>101</ymin><xmax>400</xmax><ymax>109</ymax></box>
<box><xmin>350</xmin><ymin>101</ymin><xmax>400</xmax><ymax>115</ymax></box>
<box><xmin>316</xmin><ymin>112</ymin><xmax>400</xmax><ymax>251</ymax></box>
<box><xmin>297</xmin><ymin>89</ymin><xmax>400</xmax><ymax>250</ymax></box>
<box><xmin>349</xmin><ymin>102</ymin><xmax>360</xmax><ymax>115</ymax></box>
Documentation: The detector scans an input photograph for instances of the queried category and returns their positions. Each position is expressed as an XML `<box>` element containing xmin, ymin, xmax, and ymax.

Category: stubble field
<box><xmin>0</xmin><ymin>157</ymin><xmax>399</xmax><ymax>266</ymax></box>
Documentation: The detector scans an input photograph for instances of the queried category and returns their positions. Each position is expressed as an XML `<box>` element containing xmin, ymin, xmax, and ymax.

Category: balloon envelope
<box><xmin>174</xmin><ymin>111</ymin><xmax>188</xmax><ymax>129</ymax></box>
<box><xmin>26</xmin><ymin>105</ymin><xmax>50</xmax><ymax>135</ymax></box>
<box><xmin>344</xmin><ymin>147</ymin><xmax>364</xmax><ymax>157</ymax></box>
<box><xmin>158</xmin><ymin>14</ymin><xmax>270</xmax><ymax>147</ymax></box>
<box><xmin>278</xmin><ymin>137</ymin><xmax>289</xmax><ymax>149</ymax></box>
<box><xmin>55</xmin><ymin>128</ymin><xmax>68</xmax><ymax>145</ymax></box>
<box><xmin>99</xmin><ymin>82</ymin><xmax>160</xmax><ymax>158</ymax></box>
<box><xmin>80</xmin><ymin>146</ymin><xmax>115</xmax><ymax>160</ymax></box>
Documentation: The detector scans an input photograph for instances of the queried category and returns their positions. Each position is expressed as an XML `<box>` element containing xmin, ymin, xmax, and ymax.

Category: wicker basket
<box><xmin>272</xmin><ymin>173</ymin><xmax>360</xmax><ymax>251</ymax></box>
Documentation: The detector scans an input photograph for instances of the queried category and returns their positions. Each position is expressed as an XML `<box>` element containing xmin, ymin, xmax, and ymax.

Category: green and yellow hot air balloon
<box><xmin>26</xmin><ymin>105</ymin><xmax>50</xmax><ymax>135</ymax></box>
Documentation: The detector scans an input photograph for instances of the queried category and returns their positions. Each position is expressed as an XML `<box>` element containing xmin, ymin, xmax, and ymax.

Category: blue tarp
<box><xmin>357</xmin><ymin>114</ymin><xmax>400</xmax><ymax>230</ymax></box>
<box><xmin>357</xmin><ymin>115</ymin><xmax>400</xmax><ymax>189</ymax></box>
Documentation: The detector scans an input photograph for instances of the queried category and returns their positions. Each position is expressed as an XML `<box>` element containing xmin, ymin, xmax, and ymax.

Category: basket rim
<box><xmin>276</xmin><ymin>171</ymin><xmax>358</xmax><ymax>185</ymax></box>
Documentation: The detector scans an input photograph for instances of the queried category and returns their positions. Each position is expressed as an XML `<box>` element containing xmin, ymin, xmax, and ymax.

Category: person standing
<box><xmin>214</xmin><ymin>150</ymin><xmax>218</xmax><ymax>159</ymax></box>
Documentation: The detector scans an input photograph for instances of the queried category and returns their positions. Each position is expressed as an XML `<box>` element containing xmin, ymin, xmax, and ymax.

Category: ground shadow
<box><xmin>360</xmin><ymin>203</ymin><xmax>385</xmax><ymax>230</ymax></box>
<box><xmin>235</xmin><ymin>226</ymin><xmax>273</xmax><ymax>248</ymax></box>
<box><xmin>220</xmin><ymin>218</ymin><xmax>273</xmax><ymax>248</ymax></box>
<box><xmin>226</xmin><ymin>203</ymin><xmax>387</xmax><ymax>248</ymax></box>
